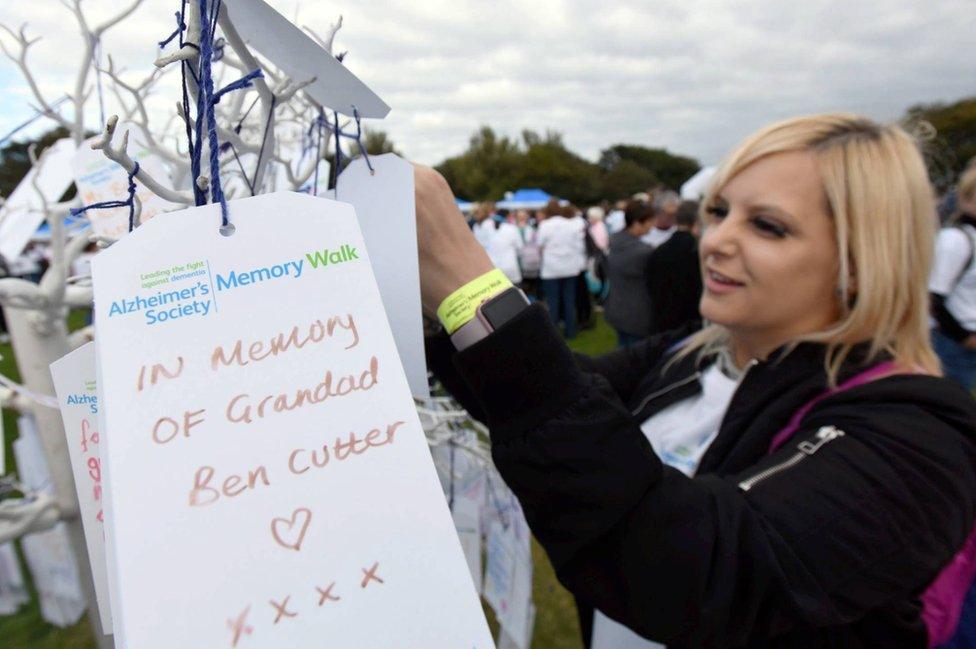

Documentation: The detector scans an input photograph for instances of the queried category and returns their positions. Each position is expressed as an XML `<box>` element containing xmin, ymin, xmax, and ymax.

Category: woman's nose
<box><xmin>700</xmin><ymin>213</ymin><xmax>739</xmax><ymax>260</ymax></box>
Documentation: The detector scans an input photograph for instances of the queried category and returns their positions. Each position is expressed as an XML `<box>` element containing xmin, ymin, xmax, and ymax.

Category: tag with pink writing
<box><xmin>91</xmin><ymin>192</ymin><xmax>492</xmax><ymax>648</ymax></box>
<box><xmin>50</xmin><ymin>341</ymin><xmax>112</xmax><ymax>632</ymax></box>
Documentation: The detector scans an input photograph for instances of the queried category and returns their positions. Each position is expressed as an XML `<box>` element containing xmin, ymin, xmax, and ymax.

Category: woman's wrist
<box><xmin>421</xmin><ymin>252</ymin><xmax>494</xmax><ymax>315</ymax></box>
<box><xmin>436</xmin><ymin>268</ymin><xmax>512</xmax><ymax>333</ymax></box>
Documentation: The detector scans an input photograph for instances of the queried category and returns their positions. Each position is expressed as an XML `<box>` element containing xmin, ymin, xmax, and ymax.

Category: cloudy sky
<box><xmin>0</xmin><ymin>0</ymin><xmax>973</xmax><ymax>167</ymax></box>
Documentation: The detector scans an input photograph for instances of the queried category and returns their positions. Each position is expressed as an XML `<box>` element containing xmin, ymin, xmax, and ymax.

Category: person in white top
<box><xmin>470</xmin><ymin>203</ymin><xmax>494</xmax><ymax>248</ymax></box>
<box><xmin>605</xmin><ymin>200</ymin><xmax>628</xmax><ymax>234</ymax></box>
<box><xmin>929</xmin><ymin>166</ymin><xmax>976</xmax><ymax>388</ymax></box>
<box><xmin>471</xmin><ymin>204</ymin><xmax>524</xmax><ymax>284</ymax></box>
<box><xmin>641</xmin><ymin>190</ymin><xmax>681</xmax><ymax>247</ymax></box>
<box><xmin>537</xmin><ymin>203</ymin><xmax>586</xmax><ymax>338</ymax></box>
<box><xmin>587</xmin><ymin>206</ymin><xmax>610</xmax><ymax>253</ymax></box>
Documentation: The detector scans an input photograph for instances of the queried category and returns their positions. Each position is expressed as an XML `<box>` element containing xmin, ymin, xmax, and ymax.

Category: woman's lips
<box><xmin>704</xmin><ymin>268</ymin><xmax>745</xmax><ymax>294</ymax></box>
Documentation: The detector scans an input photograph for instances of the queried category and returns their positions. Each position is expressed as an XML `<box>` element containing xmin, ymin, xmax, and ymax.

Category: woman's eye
<box><xmin>752</xmin><ymin>217</ymin><xmax>787</xmax><ymax>238</ymax></box>
<box><xmin>705</xmin><ymin>205</ymin><xmax>728</xmax><ymax>219</ymax></box>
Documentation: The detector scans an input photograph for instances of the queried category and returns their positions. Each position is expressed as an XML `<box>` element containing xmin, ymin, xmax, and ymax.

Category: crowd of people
<box><xmin>467</xmin><ymin>189</ymin><xmax>704</xmax><ymax>346</ymax></box>
<box><xmin>930</xmin><ymin>162</ymin><xmax>976</xmax><ymax>391</ymax></box>
<box><xmin>468</xmin><ymin>155</ymin><xmax>976</xmax><ymax>400</ymax></box>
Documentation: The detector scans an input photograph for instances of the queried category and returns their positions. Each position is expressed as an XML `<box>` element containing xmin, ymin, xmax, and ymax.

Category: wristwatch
<box><xmin>450</xmin><ymin>286</ymin><xmax>531</xmax><ymax>351</ymax></box>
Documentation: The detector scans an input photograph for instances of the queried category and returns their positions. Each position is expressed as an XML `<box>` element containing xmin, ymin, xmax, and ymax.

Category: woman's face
<box><xmin>699</xmin><ymin>150</ymin><xmax>842</xmax><ymax>355</ymax></box>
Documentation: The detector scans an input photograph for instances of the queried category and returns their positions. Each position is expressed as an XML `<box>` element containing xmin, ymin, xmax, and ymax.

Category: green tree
<box><xmin>515</xmin><ymin>130</ymin><xmax>603</xmax><ymax>205</ymax></box>
<box><xmin>599</xmin><ymin>158</ymin><xmax>658</xmax><ymax>200</ymax></box>
<box><xmin>434</xmin><ymin>126</ymin><xmax>703</xmax><ymax>206</ymax></box>
<box><xmin>358</xmin><ymin>128</ymin><xmax>401</xmax><ymax>157</ymax></box>
<box><xmin>904</xmin><ymin>96</ymin><xmax>976</xmax><ymax>191</ymax></box>
<box><xmin>436</xmin><ymin>126</ymin><xmax>522</xmax><ymax>201</ymax></box>
<box><xmin>598</xmin><ymin>144</ymin><xmax>700</xmax><ymax>191</ymax></box>
<box><xmin>0</xmin><ymin>127</ymin><xmax>73</xmax><ymax>196</ymax></box>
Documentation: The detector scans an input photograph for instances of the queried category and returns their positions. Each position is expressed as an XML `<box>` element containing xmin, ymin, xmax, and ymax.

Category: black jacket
<box><xmin>427</xmin><ymin>305</ymin><xmax>976</xmax><ymax>648</ymax></box>
<box><xmin>604</xmin><ymin>230</ymin><xmax>655</xmax><ymax>336</ymax></box>
<box><xmin>647</xmin><ymin>229</ymin><xmax>702</xmax><ymax>335</ymax></box>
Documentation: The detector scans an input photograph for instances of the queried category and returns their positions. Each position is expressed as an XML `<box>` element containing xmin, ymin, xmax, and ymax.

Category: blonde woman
<box><xmin>416</xmin><ymin>114</ymin><xmax>976</xmax><ymax>647</ymax></box>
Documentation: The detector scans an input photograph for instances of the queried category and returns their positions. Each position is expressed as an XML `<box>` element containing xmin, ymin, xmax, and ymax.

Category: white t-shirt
<box><xmin>641</xmin><ymin>225</ymin><xmax>677</xmax><ymax>248</ymax></box>
<box><xmin>606</xmin><ymin>210</ymin><xmax>626</xmax><ymax>234</ymax></box>
<box><xmin>930</xmin><ymin>225</ymin><xmax>976</xmax><ymax>330</ymax></box>
<box><xmin>591</xmin><ymin>361</ymin><xmax>740</xmax><ymax>649</ymax></box>
<box><xmin>537</xmin><ymin>216</ymin><xmax>586</xmax><ymax>279</ymax></box>
<box><xmin>474</xmin><ymin>220</ymin><xmax>523</xmax><ymax>283</ymax></box>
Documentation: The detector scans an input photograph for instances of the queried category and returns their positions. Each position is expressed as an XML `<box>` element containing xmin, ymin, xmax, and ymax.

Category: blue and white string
<box><xmin>70</xmin><ymin>162</ymin><xmax>141</xmax><ymax>232</ymax></box>
<box><xmin>326</xmin><ymin>110</ymin><xmax>375</xmax><ymax>188</ymax></box>
<box><xmin>190</xmin><ymin>0</ymin><xmax>265</xmax><ymax>226</ymax></box>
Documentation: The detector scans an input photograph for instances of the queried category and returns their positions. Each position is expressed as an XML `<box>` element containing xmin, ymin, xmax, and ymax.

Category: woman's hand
<box><xmin>413</xmin><ymin>165</ymin><xmax>494</xmax><ymax>316</ymax></box>
<box><xmin>964</xmin><ymin>333</ymin><xmax>976</xmax><ymax>351</ymax></box>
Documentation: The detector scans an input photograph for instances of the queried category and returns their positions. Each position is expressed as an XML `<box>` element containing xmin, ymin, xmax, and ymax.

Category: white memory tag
<box><xmin>91</xmin><ymin>192</ymin><xmax>492</xmax><ymax>649</ymax></box>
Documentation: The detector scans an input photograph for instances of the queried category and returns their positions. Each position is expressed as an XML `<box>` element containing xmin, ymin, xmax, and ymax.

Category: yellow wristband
<box><xmin>437</xmin><ymin>269</ymin><xmax>513</xmax><ymax>334</ymax></box>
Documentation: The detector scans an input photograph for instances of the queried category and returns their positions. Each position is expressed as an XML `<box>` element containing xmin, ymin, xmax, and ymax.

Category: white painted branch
<box><xmin>93</xmin><ymin>0</ymin><xmax>145</xmax><ymax>36</ymax></box>
<box><xmin>302</xmin><ymin>15</ymin><xmax>343</xmax><ymax>55</ymax></box>
<box><xmin>282</xmin><ymin>118</ymin><xmax>330</xmax><ymax>190</ymax></box>
<box><xmin>24</xmin><ymin>143</ymin><xmax>75</xmax><ymax>316</ymax></box>
<box><xmin>37</xmin><ymin>207</ymin><xmax>70</xmax><ymax>308</ymax></box>
<box><xmin>94</xmin><ymin>116</ymin><xmax>194</xmax><ymax>205</ymax></box>
<box><xmin>216</xmin><ymin>51</ymin><xmax>248</xmax><ymax>73</ymax></box>
<box><xmin>0</xmin><ymin>278</ymin><xmax>46</xmax><ymax>310</ymax></box>
<box><xmin>274</xmin><ymin>76</ymin><xmax>316</xmax><ymax>104</ymax></box>
<box><xmin>63</xmin><ymin>232</ymin><xmax>94</xmax><ymax>271</ymax></box>
<box><xmin>0</xmin><ymin>385</ymin><xmax>33</xmax><ymax>413</ymax></box>
<box><xmin>68</xmin><ymin>325</ymin><xmax>95</xmax><ymax>350</ymax></box>
<box><xmin>65</xmin><ymin>1</ymin><xmax>98</xmax><ymax>143</ymax></box>
<box><xmin>103</xmin><ymin>57</ymin><xmax>187</xmax><ymax>171</ymax></box>
<box><xmin>63</xmin><ymin>285</ymin><xmax>94</xmax><ymax>309</ymax></box>
<box><xmin>217</xmin><ymin>4</ymin><xmax>276</xmax><ymax>191</ymax></box>
<box><xmin>0</xmin><ymin>494</ymin><xmax>61</xmax><ymax>544</ymax></box>
<box><xmin>154</xmin><ymin>0</ymin><xmax>201</xmax><ymax>68</ymax></box>
<box><xmin>0</xmin><ymin>24</ymin><xmax>73</xmax><ymax>131</ymax></box>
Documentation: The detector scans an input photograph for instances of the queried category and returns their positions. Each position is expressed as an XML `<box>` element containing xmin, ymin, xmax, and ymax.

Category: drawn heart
<box><xmin>271</xmin><ymin>507</ymin><xmax>312</xmax><ymax>551</ymax></box>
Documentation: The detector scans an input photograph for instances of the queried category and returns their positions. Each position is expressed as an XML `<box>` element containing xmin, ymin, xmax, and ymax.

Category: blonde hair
<box><xmin>682</xmin><ymin>113</ymin><xmax>940</xmax><ymax>384</ymax></box>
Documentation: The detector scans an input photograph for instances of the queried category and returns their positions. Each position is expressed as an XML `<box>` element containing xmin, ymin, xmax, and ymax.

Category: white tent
<box><xmin>680</xmin><ymin>166</ymin><xmax>717</xmax><ymax>201</ymax></box>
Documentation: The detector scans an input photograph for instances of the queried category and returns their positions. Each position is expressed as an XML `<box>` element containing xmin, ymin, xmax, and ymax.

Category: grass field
<box><xmin>0</xmin><ymin>309</ymin><xmax>617</xmax><ymax>649</ymax></box>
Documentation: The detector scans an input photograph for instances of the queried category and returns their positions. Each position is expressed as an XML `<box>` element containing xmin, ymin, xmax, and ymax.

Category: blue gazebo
<box><xmin>495</xmin><ymin>188</ymin><xmax>553</xmax><ymax>210</ymax></box>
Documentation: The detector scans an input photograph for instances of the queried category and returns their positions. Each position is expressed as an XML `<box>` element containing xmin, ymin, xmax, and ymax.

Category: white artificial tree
<box><xmin>0</xmin><ymin>3</ymin><xmax>531</xmax><ymax>647</ymax></box>
<box><xmin>0</xmin><ymin>2</ymin><xmax>344</xmax><ymax>646</ymax></box>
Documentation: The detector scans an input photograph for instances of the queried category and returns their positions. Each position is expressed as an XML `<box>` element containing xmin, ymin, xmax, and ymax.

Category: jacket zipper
<box><xmin>629</xmin><ymin>357</ymin><xmax>757</xmax><ymax>418</ymax></box>
<box><xmin>630</xmin><ymin>371</ymin><xmax>702</xmax><ymax>416</ymax></box>
<box><xmin>738</xmin><ymin>425</ymin><xmax>846</xmax><ymax>492</ymax></box>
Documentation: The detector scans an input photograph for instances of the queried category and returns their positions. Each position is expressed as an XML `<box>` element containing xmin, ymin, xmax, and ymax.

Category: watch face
<box><xmin>482</xmin><ymin>288</ymin><xmax>529</xmax><ymax>329</ymax></box>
